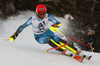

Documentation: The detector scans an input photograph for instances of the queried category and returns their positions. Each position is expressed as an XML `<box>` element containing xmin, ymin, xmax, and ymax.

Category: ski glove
<box><xmin>50</xmin><ymin>22</ymin><xmax>61</xmax><ymax>32</ymax></box>
<box><xmin>9</xmin><ymin>33</ymin><xmax>18</xmax><ymax>42</ymax></box>
<box><xmin>52</xmin><ymin>22</ymin><xmax>61</xmax><ymax>28</ymax></box>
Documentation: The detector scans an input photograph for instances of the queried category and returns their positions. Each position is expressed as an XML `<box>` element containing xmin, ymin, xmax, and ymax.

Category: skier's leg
<box><xmin>62</xmin><ymin>49</ymin><xmax>84</xmax><ymax>62</ymax></box>
<box><xmin>59</xmin><ymin>39</ymin><xmax>92</xmax><ymax>60</ymax></box>
<box><xmin>50</xmin><ymin>35</ymin><xmax>77</xmax><ymax>56</ymax></box>
<box><xmin>34</xmin><ymin>33</ymin><xmax>51</xmax><ymax>44</ymax></box>
<box><xmin>48</xmin><ymin>39</ymin><xmax>65</xmax><ymax>52</ymax></box>
<box><xmin>48</xmin><ymin>39</ymin><xmax>84</xmax><ymax>62</ymax></box>
<box><xmin>59</xmin><ymin>39</ymin><xmax>78</xmax><ymax>54</ymax></box>
<box><xmin>48</xmin><ymin>39</ymin><xmax>74</xmax><ymax>56</ymax></box>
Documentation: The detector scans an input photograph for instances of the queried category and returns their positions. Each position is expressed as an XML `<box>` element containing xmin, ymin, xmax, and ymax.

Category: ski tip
<box><xmin>4</xmin><ymin>39</ymin><xmax>9</xmax><ymax>41</ymax></box>
<box><xmin>81</xmin><ymin>57</ymin><xmax>84</xmax><ymax>62</ymax></box>
<box><xmin>46</xmin><ymin>50</ymin><xmax>48</xmax><ymax>52</ymax></box>
<box><xmin>87</xmin><ymin>56</ymin><xmax>92</xmax><ymax>60</ymax></box>
<box><xmin>78</xmin><ymin>57</ymin><xmax>84</xmax><ymax>62</ymax></box>
<box><xmin>73</xmin><ymin>55</ymin><xmax>84</xmax><ymax>62</ymax></box>
<box><xmin>4</xmin><ymin>39</ymin><xmax>6</xmax><ymax>40</ymax></box>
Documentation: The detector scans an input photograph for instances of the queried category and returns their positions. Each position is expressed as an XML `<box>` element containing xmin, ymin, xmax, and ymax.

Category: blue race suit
<box><xmin>13</xmin><ymin>13</ymin><xmax>79</xmax><ymax>54</ymax></box>
<box><xmin>15</xmin><ymin>13</ymin><xmax>61</xmax><ymax>44</ymax></box>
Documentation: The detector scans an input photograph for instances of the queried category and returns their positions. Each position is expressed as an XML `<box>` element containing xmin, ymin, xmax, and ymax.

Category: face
<box><xmin>88</xmin><ymin>31</ymin><xmax>93</xmax><ymax>35</ymax></box>
<box><xmin>38</xmin><ymin>11</ymin><xmax>46</xmax><ymax>19</ymax></box>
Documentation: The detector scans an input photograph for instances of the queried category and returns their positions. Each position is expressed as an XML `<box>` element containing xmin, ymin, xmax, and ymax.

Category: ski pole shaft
<box><xmin>89</xmin><ymin>42</ymin><xmax>94</xmax><ymax>52</ymax></box>
<box><xmin>69</xmin><ymin>36</ymin><xmax>93</xmax><ymax>49</ymax></box>
<box><xmin>46</xmin><ymin>43</ymin><xmax>68</xmax><ymax>52</ymax></box>
<box><xmin>57</xmin><ymin>30</ymin><xmax>93</xmax><ymax>49</ymax></box>
<box><xmin>4</xmin><ymin>39</ymin><xmax>9</xmax><ymax>41</ymax></box>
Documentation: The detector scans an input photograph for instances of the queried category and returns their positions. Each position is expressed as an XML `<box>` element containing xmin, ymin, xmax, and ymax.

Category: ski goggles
<box><xmin>38</xmin><ymin>11</ymin><xmax>46</xmax><ymax>16</ymax></box>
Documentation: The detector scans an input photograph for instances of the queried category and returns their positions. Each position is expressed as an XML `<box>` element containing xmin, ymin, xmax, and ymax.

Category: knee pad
<box><xmin>37</xmin><ymin>36</ymin><xmax>50</xmax><ymax>44</ymax></box>
<box><xmin>52</xmin><ymin>35</ymin><xmax>60</xmax><ymax>42</ymax></box>
<box><xmin>48</xmin><ymin>39</ymin><xmax>65</xmax><ymax>52</ymax></box>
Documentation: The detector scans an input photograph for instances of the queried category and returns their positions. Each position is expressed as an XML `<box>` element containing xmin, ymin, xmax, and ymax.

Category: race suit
<box><xmin>13</xmin><ymin>13</ymin><xmax>78</xmax><ymax>53</ymax></box>
<box><xmin>15</xmin><ymin>13</ymin><xmax>61</xmax><ymax>44</ymax></box>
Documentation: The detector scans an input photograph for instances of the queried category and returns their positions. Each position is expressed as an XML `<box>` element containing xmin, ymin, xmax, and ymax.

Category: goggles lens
<box><xmin>38</xmin><ymin>11</ymin><xmax>46</xmax><ymax>15</ymax></box>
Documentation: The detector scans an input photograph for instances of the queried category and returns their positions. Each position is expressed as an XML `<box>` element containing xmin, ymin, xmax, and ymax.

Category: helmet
<box><xmin>36</xmin><ymin>4</ymin><xmax>47</xmax><ymax>13</ymax></box>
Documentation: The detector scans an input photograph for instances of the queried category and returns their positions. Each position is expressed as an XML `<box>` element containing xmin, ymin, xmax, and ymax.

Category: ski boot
<box><xmin>77</xmin><ymin>50</ymin><xmax>92</xmax><ymax>60</ymax></box>
<box><xmin>62</xmin><ymin>50</ymin><xmax>84</xmax><ymax>62</ymax></box>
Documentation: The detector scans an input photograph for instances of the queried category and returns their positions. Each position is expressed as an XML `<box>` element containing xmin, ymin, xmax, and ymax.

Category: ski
<box><xmin>86</xmin><ymin>55</ymin><xmax>92</xmax><ymax>60</ymax></box>
<box><xmin>73</xmin><ymin>55</ymin><xmax>84</xmax><ymax>62</ymax></box>
<box><xmin>76</xmin><ymin>50</ymin><xmax>92</xmax><ymax>60</ymax></box>
<box><xmin>73</xmin><ymin>55</ymin><xmax>92</xmax><ymax>62</ymax></box>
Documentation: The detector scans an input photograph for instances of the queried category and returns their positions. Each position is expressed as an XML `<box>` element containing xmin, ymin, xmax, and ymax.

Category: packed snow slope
<box><xmin>0</xmin><ymin>11</ymin><xmax>100</xmax><ymax>66</ymax></box>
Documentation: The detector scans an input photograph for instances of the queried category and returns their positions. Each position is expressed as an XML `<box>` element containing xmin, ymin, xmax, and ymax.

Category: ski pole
<box><xmin>89</xmin><ymin>42</ymin><xmax>94</xmax><ymax>52</ymax></box>
<box><xmin>46</xmin><ymin>43</ymin><xmax>68</xmax><ymax>52</ymax></box>
<box><xmin>56</xmin><ymin>30</ymin><xmax>93</xmax><ymax>49</ymax></box>
<box><xmin>4</xmin><ymin>39</ymin><xmax>9</xmax><ymax>41</ymax></box>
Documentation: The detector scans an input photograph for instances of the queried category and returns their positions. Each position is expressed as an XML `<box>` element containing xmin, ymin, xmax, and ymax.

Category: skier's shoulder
<box><xmin>47</xmin><ymin>13</ymin><xmax>54</xmax><ymax>18</ymax></box>
<box><xmin>29</xmin><ymin>14</ymin><xmax>37</xmax><ymax>21</ymax></box>
<box><xmin>31</xmin><ymin>15</ymin><xmax>35</xmax><ymax>19</ymax></box>
<box><xmin>47</xmin><ymin>14</ymin><xmax>57</xmax><ymax>21</ymax></box>
<box><xmin>25</xmin><ymin>16</ymin><xmax>35</xmax><ymax>25</ymax></box>
<box><xmin>43</xmin><ymin>13</ymin><xmax>51</xmax><ymax>18</ymax></box>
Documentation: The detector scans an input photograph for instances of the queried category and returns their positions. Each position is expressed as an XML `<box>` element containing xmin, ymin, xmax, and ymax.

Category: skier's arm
<box><xmin>48</xmin><ymin>14</ymin><xmax>61</xmax><ymax>32</ymax></box>
<box><xmin>9</xmin><ymin>17</ymin><xmax>32</xmax><ymax>42</ymax></box>
<box><xmin>48</xmin><ymin>14</ymin><xmax>61</xmax><ymax>28</ymax></box>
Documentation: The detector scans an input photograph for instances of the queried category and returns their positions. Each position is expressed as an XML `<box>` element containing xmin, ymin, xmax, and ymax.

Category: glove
<box><xmin>52</xmin><ymin>22</ymin><xmax>61</xmax><ymax>28</ymax></box>
<box><xmin>50</xmin><ymin>26</ymin><xmax>59</xmax><ymax>32</ymax></box>
<box><xmin>9</xmin><ymin>33</ymin><xmax>18</xmax><ymax>42</ymax></box>
<box><xmin>50</xmin><ymin>22</ymin><xmax>61</xmax><ymax>32</ymax></box>
<box><xmin>52</xmin><ymin>24</ymin><xmax>58</xmax><ymax>28</ymax></box>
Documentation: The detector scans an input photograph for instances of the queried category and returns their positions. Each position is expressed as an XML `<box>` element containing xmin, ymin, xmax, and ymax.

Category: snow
<box><xmin>0</xmin><ymin>11</ymin><xmax>100</xmax><ymax>66</ymax></box>
<box><xmin>64</xmin><ymin>14</ymin><xmax>74</xmax><ymax>20</ymax></box>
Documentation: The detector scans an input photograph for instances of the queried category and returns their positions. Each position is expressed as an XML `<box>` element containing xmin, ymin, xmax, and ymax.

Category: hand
<box><xmin>9</xmin><ymin>33</ymin><xmax>18</xmax><ymax>42</ymax></box>
<box><xmin>52</xmin><ymin>24</ymin><xmax>58</xmax><ymax>28</ymax></box>
<box><xmin>50</xmin><ymin>26</ymin><xmax>59</xmax><ymax>32</ymax></box>
<box><xmin>52</xmin><ymin>22</ymin><xmax>61</xmax><ymax>28</ymax></box>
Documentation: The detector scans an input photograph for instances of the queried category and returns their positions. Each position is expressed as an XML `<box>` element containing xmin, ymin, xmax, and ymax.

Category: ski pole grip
<box><xmin>50</xmin><ymin>26</ymin><xmax>59</xmax><ymax>32</ymax></box>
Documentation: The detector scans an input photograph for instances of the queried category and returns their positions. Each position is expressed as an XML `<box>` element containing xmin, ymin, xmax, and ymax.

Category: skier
<box><xmin>9</xmin><ymin>4</ymin><xmax>91</xmax><ymax>62</ymax></box>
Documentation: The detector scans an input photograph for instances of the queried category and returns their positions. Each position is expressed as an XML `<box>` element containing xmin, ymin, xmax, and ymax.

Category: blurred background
<box><xmin>0</xmin><ymin>0</ymin><xmax>100</xmax><ymax>52</ymax></box>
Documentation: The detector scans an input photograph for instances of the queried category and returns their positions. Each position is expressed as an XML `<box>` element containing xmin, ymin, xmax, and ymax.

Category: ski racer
<box><xmin>9</xmin><ymin>4</ymin><xmax>91</xmax><ymax>62</ymax></box>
